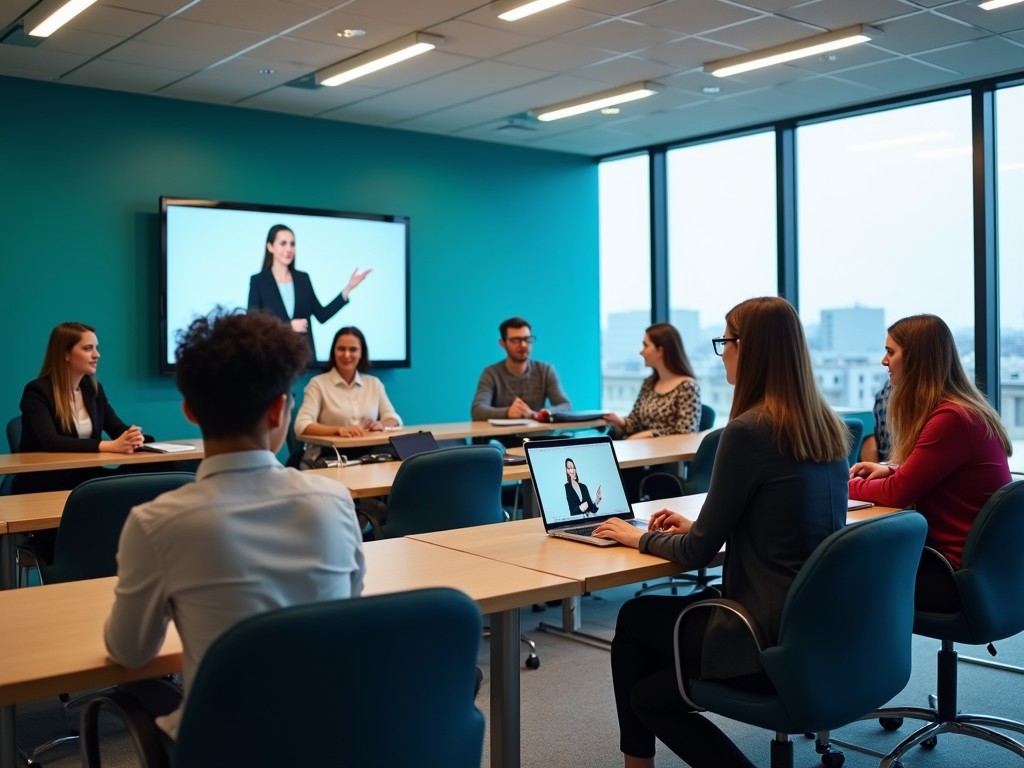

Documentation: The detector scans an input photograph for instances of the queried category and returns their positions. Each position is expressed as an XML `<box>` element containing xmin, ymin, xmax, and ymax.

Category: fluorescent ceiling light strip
<box><xmin>27</xmin><ymin>0</ymin><xmax>98</xmax><ymax>37</ymax></box>
<box><xmin>316</xmin><ymin>32</ymin><xmax>443</xmax><ymax>87</ymax></box>
<box><xmin>493</xmin><ymin>0</ymin><xmax>571</xmax><ymax>21</ymax></box>
<box><xmin>535</xmin><ymin>82</ymin><xmax>657</xmax><ymax>122</ymax></box>
<box><xmin>979</xmin><ymin>0</ymin><xmax>1024</xmax><ymax>9</ymax></box>
<box><xmin>706</xmin><ymin>25</ymin><xmax>879</xmax><ymax>78</ymax></box>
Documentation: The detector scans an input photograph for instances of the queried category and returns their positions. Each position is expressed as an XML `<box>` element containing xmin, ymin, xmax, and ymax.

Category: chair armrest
<box><xmin>81</xmin><ymin>688</ymin><xmax>173</xmax><ymax>768</ymax></box>
<box><xmin>920</xmin><ymin>545</ymin><xmax>956</xmax><ymax>579</ymax></box>
<box><xmin>672</xmin><ymin>598</ymin><xmax>767</xmax><ymax>710</ymax></box>
<box><xmin>355</xmin><ymin>500</ymin><xmax>384</xmax><ymax>540</ymax></box>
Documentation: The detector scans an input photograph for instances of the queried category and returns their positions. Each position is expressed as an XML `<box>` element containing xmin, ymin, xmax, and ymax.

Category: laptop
<box><xmin>388</xmin><ymin>431</ymin><xmax>440</xmax><ymax>460</ymax></box>
<box><xmin>523</xmin><ymin>434</ymin><xmax>649</xmax><ymax>547</ymax></box>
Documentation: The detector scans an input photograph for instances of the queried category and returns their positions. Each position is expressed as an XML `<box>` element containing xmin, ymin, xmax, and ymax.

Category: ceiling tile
<box><xmin>936</xmin><ymin>2</ymin><xmax>1024</xmax><ymax>34</ymax></box>
<box><xmin>60</xmin><ymin>58</ymin><xmax>186</xmax><ymax>92</ymax></box>
<box><xmin>554</xmin><ymin>17</ymin><xmax>680</xmax><ymax>54</ymax></box>
<box><xmin>780</xmin><ymin>0</ymin><xmax>917</xmax><ymax>29</ymax></box>
<box><xmin>628</xmin><ymin>0</ymin><xmax>762</xmax><ymax>36</ymax></box>
<box><xmin>915</xmin><ymin>36</ymin><xmax>1024</xmax><ymax>77</ymax></box>
<box><xmin>872</xmin><ymin>10</ymin><xmax>989</xmax><ymax>55</ymax></box>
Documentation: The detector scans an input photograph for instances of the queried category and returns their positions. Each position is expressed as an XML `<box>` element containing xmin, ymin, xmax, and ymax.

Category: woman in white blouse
<box><xmin>294</xmin><ymin>326</ymin><xmax>402</xmax><ymax>456</ymax></box>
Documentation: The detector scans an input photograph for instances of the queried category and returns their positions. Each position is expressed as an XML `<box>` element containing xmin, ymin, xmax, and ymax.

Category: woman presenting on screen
<box><xmin>247</xmin><ymin>224</ymin><xmax>371</xmax><ymax>361</ymax></box>
<box><xmin>565</xmin><ymin>457</ymin><xmax>602</xmax><ymax>516</ymax></box>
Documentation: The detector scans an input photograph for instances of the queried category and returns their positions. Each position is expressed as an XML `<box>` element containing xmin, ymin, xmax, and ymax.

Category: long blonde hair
<box><xmin>887</xmin><ymin>314</ymin><xmax>1011</xmax><ymax>464</ymax></box>
<box><xmin>726</xmin><ymin>297</ymin><xmax>849</xmax><ymax>463</ymax></box>
<box><xmin>39</xmin><ymin>322</ymin><xmax>96</xmax><ymax>433</ymax></box>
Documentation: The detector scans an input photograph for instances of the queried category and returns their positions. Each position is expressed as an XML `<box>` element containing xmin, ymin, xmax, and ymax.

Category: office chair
<box><xmin>360</xmin><ymin>444</ymin><xmax>541</xmax><ymax>669</ymax></box>
<box><xmin>843</xmin><ymin>417</ymin><xmax>864</xmax><ymax>469</ymax></box>
<box><xmin>81</xmin><ymin>588</ymin><xmax>486</xmax><ymax>768</ymax></box>
<box><xmin>675</xmin><ymin>511</ymin><xmax>927</xmax><ymax>768</ymax></box>
<box><xmin>635</xmin><ymin>428</ymin><xmax>725</xmax><ymax>597</ymax></box>
<box><xmin>869</xmin><ymin>479</ymin><xmax>1024</xmax><ymax>767</ymax></box>
<box><xmin>698</xmin><ymin>403</ymin><xmax>715</xmax><ymax>431</ymax></box>
<box><xmin>24</xmin><ymin>472</ymin><xmax>195</xmax><ymax>764</ymax></box>
<box><xmin>1</xmin><ymin>416</ymin><xmax>21</xmax><ymax>496</ymax></box>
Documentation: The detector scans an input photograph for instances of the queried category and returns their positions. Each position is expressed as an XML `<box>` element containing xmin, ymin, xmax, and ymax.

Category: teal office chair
<box><xmin>362</xmin><ymin>444</ymin><xmax>506</xmax><ymax>538</ymax></box>
<box><xmin>869</xmin><ymin>479</ymin><xmax>1024</xmax><ymax>767</ymax></box>
<box><xmin>698</xmin><ymin>403</ymin><xmax>715</xmax><ymax>431</ymax></box>
<box><xmin>635</xmin><ymin>428</ymin><xmax>725</xmax><ymax>597</ymax></box>
<box><xmin>360</xmin><ymin>443</ymin><xmax>540</xmax><ymax>668</ymax></box>
<box><xmin>80</xmin><ymin>588</ymin><xmax>486</xmax><ymax>768</ymax></box>
<box><xmin>24</xmin><ymin>472</ymin><xmax>195</xmax><ymax>763</ymax></box>
<box><xmin>674</xmin><ymin>511</ymin><xmax>927</xmax><ymax>768</ymax></box>
<box><xmin>843</xmin><ymin>417</ymin><xmax>864</xmax><ymax>469</ymax></box>
<box><xmin>0</xmin><ymin>416</ymin><xmax>21</xmax><ymax>496</ymax></box>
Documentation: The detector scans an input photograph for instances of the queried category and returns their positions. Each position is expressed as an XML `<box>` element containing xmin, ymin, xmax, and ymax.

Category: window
<box><xmin>667</xmin><ymin>132</ymin><xmax>777</xmax><ymax>425</ymax></box>
<box><xmin>797</xmin><ymin>97</ymin><xmax>974</xmax><ymax>409</ymax></box>
<box><xmin>600</xmin><ymin>154</ymin><xmax>651</xmax><ymax>413</ymax></box>
<box><xmin>996</xmin><ymin>83</ymin><xmax>1024</xmax><ymax>467</ymax></box>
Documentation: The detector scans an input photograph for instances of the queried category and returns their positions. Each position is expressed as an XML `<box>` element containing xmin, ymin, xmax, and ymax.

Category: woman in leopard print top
<box><xmin>604</xmin><ymin>323</ymin><xmax>701</xmax><ymax>439</ymax></box>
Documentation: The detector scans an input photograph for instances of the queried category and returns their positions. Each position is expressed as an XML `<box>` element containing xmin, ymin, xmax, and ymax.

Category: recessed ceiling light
<box><xmin>601</xmin><ymin>107</ymin><xmax>620</xmax><ymax>115</ymax></box>
<box><xmin>702</xmin><ymin>86</ymin><xmax>722</xmax><ymax>94</ymax></box>
<box><xmin>338</xmin><ymin>29</ymin><xmax>365</xmax><ymax>38</ymax></box>
<box><xmin>259</xmin><ymin>68</ymin><xmax>275</xmax><ymax>75</ymax></box>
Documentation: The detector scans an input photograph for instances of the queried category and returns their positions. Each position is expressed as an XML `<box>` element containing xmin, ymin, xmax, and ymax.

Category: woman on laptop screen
<box><xmin>594</xmin><ymin>297</ymin><xmax>850</xmax><ymax>768</ymax></box>
<box><xmin>564</xmin><ymin>457</ymin><xmax>602</xmax><ymax>516</ymax></box>
<box><xmin>294</xmin><ymin>326</ymin><xmax>401</xmax><ymax>465</ymax></box>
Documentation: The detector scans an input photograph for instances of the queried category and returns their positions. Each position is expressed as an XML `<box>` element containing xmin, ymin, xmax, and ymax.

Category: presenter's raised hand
<box><xmin>290</xmin><ymin>318</ymin><xmax>309</xmax><ymax>333</ymax></box>
<box><xmin>595</xmin><ymin>485</ymin><xmax>602</xmax><ymax>506</ymax></box>
<box><xmin>341</xmin><ymin>267</ymin><xmax>372</xmax><ymax>300</ymax></box>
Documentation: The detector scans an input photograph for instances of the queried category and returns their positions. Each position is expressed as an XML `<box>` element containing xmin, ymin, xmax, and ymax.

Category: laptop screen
<box><xmin>523</xmin><ymin>435</ymin><xmax>634</xmax><ymax>528</ymax></box>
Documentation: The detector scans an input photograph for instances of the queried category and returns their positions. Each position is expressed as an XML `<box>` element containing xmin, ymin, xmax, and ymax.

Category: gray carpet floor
<box><xmin>14</xmin><ymin>580</ymin><xmax>1024</xmax><ymax>767</ymax></box>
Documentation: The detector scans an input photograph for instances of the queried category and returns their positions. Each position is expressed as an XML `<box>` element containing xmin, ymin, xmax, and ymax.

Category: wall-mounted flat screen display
<box><xmin>160</xmin><ymin>197</ymin><xmax>410</xmax><ymax>373</ymax></box>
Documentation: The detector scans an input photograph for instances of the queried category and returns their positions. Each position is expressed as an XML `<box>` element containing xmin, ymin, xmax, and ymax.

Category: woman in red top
<box><xmin>849</xmin><ymin>314</ymin><xmax>1011</xmax><ymax>610</ymax></box>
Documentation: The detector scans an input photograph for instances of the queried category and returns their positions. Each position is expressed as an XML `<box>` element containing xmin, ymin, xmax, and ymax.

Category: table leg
<box><xmin>1</xmin><ymin>535</ymin><xmax>16</xmax><ymax>591</ymax></box>
<box><xmin>0</xmin><ymin>704</ymin><xmax>17</xmax><ymax>768</ymax></box>
<box><xmin>489</xmin><ymin>609</ymin><xmax>520</xmax><ymax>768</ymax></box>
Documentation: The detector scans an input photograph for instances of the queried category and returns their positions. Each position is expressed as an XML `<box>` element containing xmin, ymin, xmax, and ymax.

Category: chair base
<box><xmin>872</xmin><ymin>641</ymin><xmax>1024</xmax><ymax>767</ymax></box>
<box><xmin>877</xmin><ymin>712</ymin><xmax>1024</xmax><ymax>767</ymax></box>
<box><xmin>634</xmin><ymin>567</ymin><xmax>720</xmax><ymax>597</ymax></box>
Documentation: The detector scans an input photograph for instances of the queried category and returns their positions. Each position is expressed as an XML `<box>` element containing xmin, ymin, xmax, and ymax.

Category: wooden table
<box><xmin>0</xmin><ymin>439</ymin><xmax>203</xmax><ymax>475</ymax></box>
<box><xmin>0</xmin><ymin>538</ymin><xmax>579</xmax><ymax>768</ymax></box>
<box><xmin>299</xmin><ymin>419</ymin><xmax>606</xmax><ymax>451</ymax></box>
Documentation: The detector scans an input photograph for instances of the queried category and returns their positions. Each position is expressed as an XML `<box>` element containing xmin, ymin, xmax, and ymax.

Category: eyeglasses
<box><xmin>711</xmin><ymin>337</ymin><xmax>739</xmax><ymax>356</ymax></box>
<box><xmin>505</xmin><ymin>335</ymin><xmax>536</xmax><ymax>345</ymax></box>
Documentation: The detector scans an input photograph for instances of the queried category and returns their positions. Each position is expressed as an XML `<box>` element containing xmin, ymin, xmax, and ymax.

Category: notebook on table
<box><xmin>547</xmin><ymin>409</ymin><xmax>609</xmax><ymax>423</ymax></box>
<box><xmin>523</xmin><ymin>435</ymin><xmax>648</xmax><ymax>547</ymax></box>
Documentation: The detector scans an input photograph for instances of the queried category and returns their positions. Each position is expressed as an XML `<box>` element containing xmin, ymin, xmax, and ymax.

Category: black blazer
<box><xmin>247</xmin><ymin>268</ymin><xmax>349</xmax><ymax>361</ymax></box>
<box><xmin>14</xmin><ymin>376</ymin><xmax>137</xmax><ymax>494</ymax></box>
<box><xmin>565</xmin><ymin>481</ymin><xmax>598</xmax><ymax>516</ymax></box>
<box><xmin>19</xmin><ymin>376</ymin><xmax>131</xmax><ymax>453</ymax></box>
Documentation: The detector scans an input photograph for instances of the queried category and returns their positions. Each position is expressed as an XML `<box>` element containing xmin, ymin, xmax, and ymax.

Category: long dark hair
<box><xmin>260</xmin><ymin>224</ymin><xmax>295</xmax><ymax>272</ymax></box>
<box><xmin>726</xmin><ymin>297</ymin><xmax>848</xmax><ymax>463</ymax></box>
<box><xmin>644</xmin><ymin>323</ymin><xmax>695</xmax><ymax>384</ymax></box>
<box><xmin>40</xmin><ymin>322</ymin><xmax>97</xmax><ymax>432</ymax></box>
<box><xmin>887</xmin><ymin>314</ymin><xmax>1011</xmax><ymax>463</ymax></box>
<box><xmin>326</xmin><ymin>326</ymin><xmax>370</xmax><ymax>374</ymax></box>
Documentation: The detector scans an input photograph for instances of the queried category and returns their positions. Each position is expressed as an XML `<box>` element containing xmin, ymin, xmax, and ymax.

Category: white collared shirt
<box><xmin>293</xmin><ymin>368</ymin><xmax>402</xmax><ymax>436</ymax></box>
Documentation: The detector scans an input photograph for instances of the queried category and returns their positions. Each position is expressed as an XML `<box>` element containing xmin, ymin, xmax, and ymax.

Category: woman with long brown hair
<box><xmin>14</xmin><ymin>322</ymin><xmax>146</xmax><ymax>495</ymax></box>
<box><xmin>603</xmin><ymin>323</ymin><xmax>702</xmax><ymax>439</ymax></box>
<box><xmin>595</xmin><ymin>297</ymin><xmax>850</xmax><ymax>768</ymax></box>
<box><xmin>850</xmin><ymin>314</ymin><xmax>1011</xmax><ymax>609</ymax></box>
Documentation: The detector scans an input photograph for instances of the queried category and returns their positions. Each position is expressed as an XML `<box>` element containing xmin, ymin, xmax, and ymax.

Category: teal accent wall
<box><xmin>1</xmin><ymin>76</ymin><xmax>599</xmax><ymax>443</ymax></box>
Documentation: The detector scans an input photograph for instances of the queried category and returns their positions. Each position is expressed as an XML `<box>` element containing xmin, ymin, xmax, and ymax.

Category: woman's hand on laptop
<box><xmin>593</xmin><ymin>518</ymin><xmax>644</xmax><ymax>548</ymax></box>
<box><xmin>647</xmin><ymin>510</ymin><xmax>691</xmax><ymax>535</ymax></box>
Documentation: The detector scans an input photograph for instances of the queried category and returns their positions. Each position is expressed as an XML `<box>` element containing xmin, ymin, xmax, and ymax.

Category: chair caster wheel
<box><xmin>880</xmin><ymin>717</ymin><xmax>903</xmax><ymax>731</ymax></box>
<box><xmin>820</xmin><ymin>750</ymin><xmax>845</xmax><ymax>768</ymax></box>
<box><xmin>921</xmin><ymin>735</ymin><xmax>937</xmax><ymax>750</ymax></box>
<box><xmin>525</xmin><ymin>654</ymin><xmax>540</xmax><ymax>670</ymax></box>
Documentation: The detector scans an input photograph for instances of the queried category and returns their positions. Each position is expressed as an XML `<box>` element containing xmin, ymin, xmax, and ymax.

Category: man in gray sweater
<box><xmin>470</xmin><ymin>316</ymin><xmax>572</xmax><ymax>421</ymax></box>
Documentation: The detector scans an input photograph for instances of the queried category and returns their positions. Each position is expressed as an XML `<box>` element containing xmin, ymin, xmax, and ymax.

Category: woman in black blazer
<box><xmin>247</xmin><ymin>224</ymin><xmax>371</xmax><ymax>361</ymax></box>
<box><xmin>564</xmin><ymin>457</ymin><xmax>602</xmax><ymax>516</ymax></box>
<box><xmin>13</xmin><ymin>321</ymin><xmax>151</xmax><ymax>567</ymax></box>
